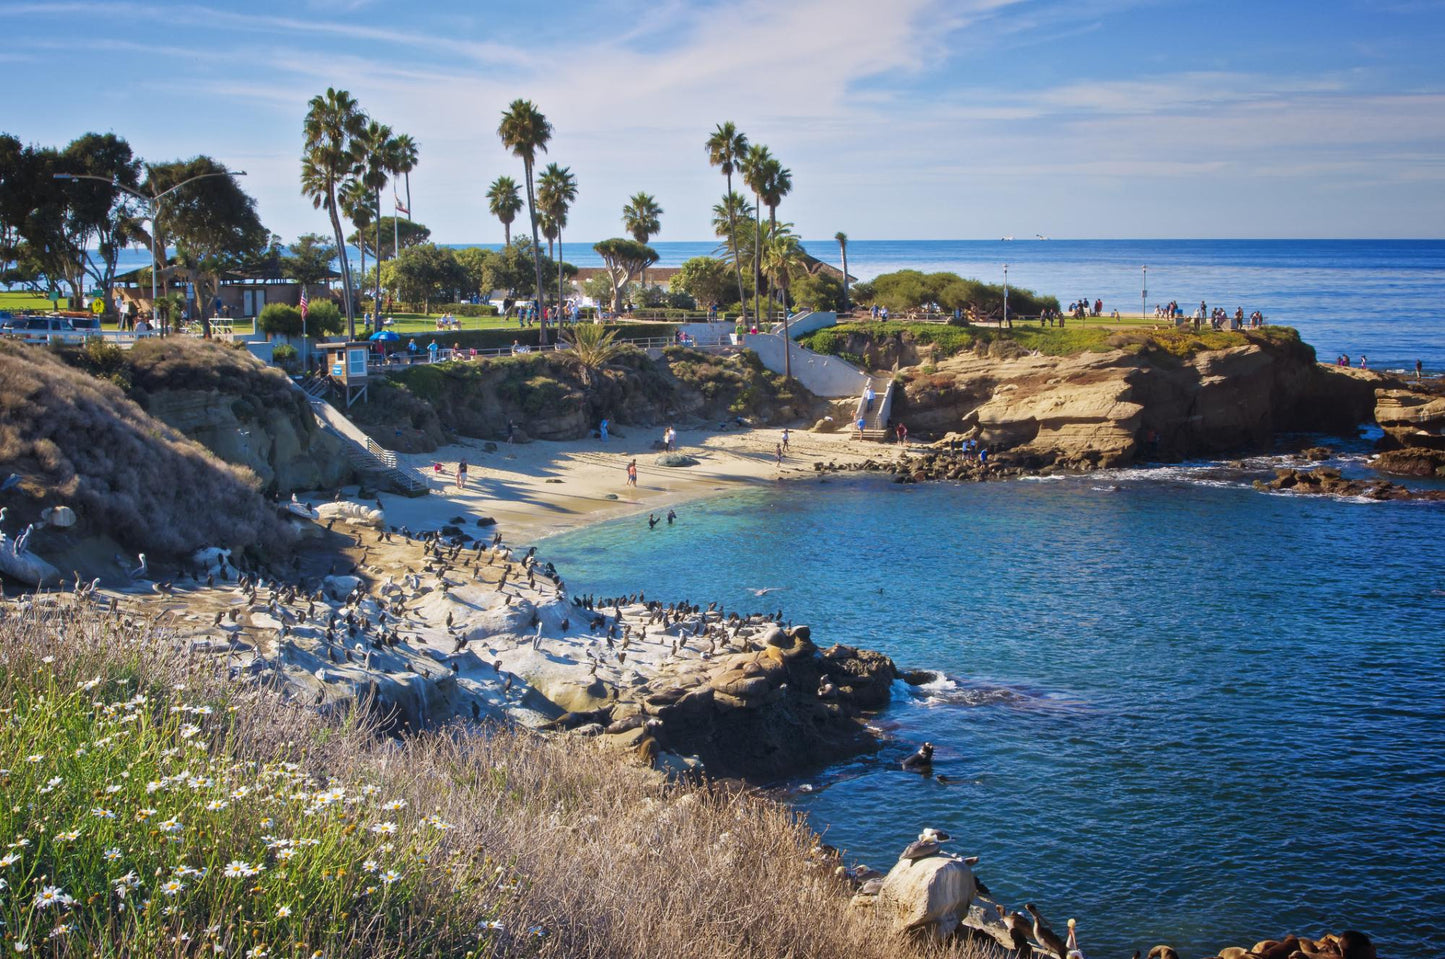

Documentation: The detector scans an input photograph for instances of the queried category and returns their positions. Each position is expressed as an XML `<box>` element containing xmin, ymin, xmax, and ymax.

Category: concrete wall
<box><xmin>741</xmin><ymin>333</ymin><xmax>869</xmax><ymax>398</ymax></box>
<box><xmin>771</xmin><ymin>311</ymin><xmax>837</xmax><ymax>339</ymax></box>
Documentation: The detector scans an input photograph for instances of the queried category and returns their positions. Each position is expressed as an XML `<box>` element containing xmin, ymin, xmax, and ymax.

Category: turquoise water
<box><xmin>542</xmin><ymin>456</ymin><xmax>1445</xmax><ymax>957</ymax></box>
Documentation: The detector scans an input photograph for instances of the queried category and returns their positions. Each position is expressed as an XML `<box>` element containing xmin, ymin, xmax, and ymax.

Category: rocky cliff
<box><xmin>349</xmin><ymin>347</ymin><xmax>827</xmax><ymax>453</ymax></box>
<box><xmin>884</xmin><ymin>329</ymin><xmax>1372</xmax><ymax>468</ymax></box>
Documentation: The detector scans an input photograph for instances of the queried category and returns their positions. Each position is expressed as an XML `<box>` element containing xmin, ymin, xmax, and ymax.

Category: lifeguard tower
<box><xmin>319</xmin><ymin>342</ymin><xmax>371</xmax><ymax>408</ymax></box>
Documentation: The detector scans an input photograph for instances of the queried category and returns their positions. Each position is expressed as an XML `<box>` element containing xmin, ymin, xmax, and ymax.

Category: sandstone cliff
<box><xmin>876</xmin><ymin>329</ymin><xmax>1372</xmax><ymax>468</ymax></box>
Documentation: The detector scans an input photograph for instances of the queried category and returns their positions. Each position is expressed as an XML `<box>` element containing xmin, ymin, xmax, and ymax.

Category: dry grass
<box><xmin>0</xmin><ymin>599</ymin><xmax>1001</xmax><ymax>959</ymax></box>
<box><xmin>0</xmin><ymin>340</ymin><xmax>290</xmax><ymax>558</ymax></box>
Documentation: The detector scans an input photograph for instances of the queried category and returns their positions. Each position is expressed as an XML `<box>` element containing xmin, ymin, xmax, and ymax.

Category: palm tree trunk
<box><xmin>781</xmin><ymin>279</ymin><xmax>792</xmax><ymax>380</ymax></box>
<box><xmin>357</xmin><ymin>239</ymin><xmax>366</xmax><ymax>322</ymax></box>
<box><xmin>752</xmin><ymin>198</ymin><xmax>761</xmax><ymax>326</ymax></box>
<box><xmin>557</xmin><ymin>228</ymin><xmax>564</xmax><ymax>324</ymax></box>
<box><xmin>840</xmin><ymin>245</ymin><xmax>849</xmax><ymax>313</ymax></box>
<box><xmin>726</xmin><ymin>172</ymin><xmax>746</xmax><ymax>318</ymax></box>
<box><xmin>327</xmin><ymin>186</ymin><xmax>355</xmax><ymax>338</ymax></box>
<box><xmin>524</xmin><ymin>160</ymin><xmax>547</xmax><ymax>346</ymax></box>
<box><xmin>375</xmin><ymin>189</ymin><xmax>384</xmax><ymax>325</ymax></box>
<box><xmin>503</xmin><ymin>221</ymin><xmax>511</xmax><ymax>247</ymax></box>
<box><xmin>404</xmin><ymin>172</ymin><xmax>412</xmax><ymax>221</ymax></box>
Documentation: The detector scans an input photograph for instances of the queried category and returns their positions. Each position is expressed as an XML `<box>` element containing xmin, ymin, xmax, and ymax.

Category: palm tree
<box><xmin>537</xmin><ymin>162</ymin><xmax>577</xmax><ymax>318</ymax></box>
<box><xmin>621</xmin><ymin>192</ymin><xmax>662</xmax><ymax>288</ymax></box>
<box><xmin>711</xmin><ymin>191</ymin><xmax>756</xmax><ymax>287</ymax></box>
<box><xmin>561</xmin><ymin>322</ymin><xmax>623</xmax><ymax>388</ymax></box>
<box><xmin>356</xmin><ymin>120</ymin><xmax>397</xmax><ymax>324</ymax></box>
<box><xmin>301</xmin><ymin>87</ymin><xmax>365</xmax><ymax>336</ymax></box>
<box><xmin>835</xmin><ymin>231</ymin><xmax>850</xmax><ymax>313</ymax></box>
<box><xmin>392</xmin><ymin>133</ymin><xmax>418</xmax><ymax>220</ymax></box>
<box><xmin>758</xmin><ymin>158</ymin><xmax>792</xmax><ymax>318</ymax></box>
<box><xmin>497</xmin><ymin>100</ymin><xmax>553</xmax><ymax>344</ymax></box>
<box><xmin>340</xmin><ymin>177</ymin><xmax>372</xmax><ymax>310</ymax></box>
<box><xmin>486</xmin><ymin>176</ymin><xmax>523</xmax><ymax>246</ymax></box>
<box><xmin>741</xmin><ymin>144</ymin><xmax>772</xmax><ymax>324</ymax></box>
<box><xmin>706</xmin><ymin>122</ymin><xmax>750</xmax><ymax>315</ymax></box>
<box><xmin>762</xmin><ymin>228</ymin><xmax>805</xmax><ymax>380</ymax></box>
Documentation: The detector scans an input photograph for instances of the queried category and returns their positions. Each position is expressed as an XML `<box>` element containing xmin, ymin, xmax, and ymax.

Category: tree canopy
<box><xmin>670</xmin><ymin>257</ymin><xmax>732</xmax><ymax>310</ymax></box>
<box><xmin>347</xmin><ymin>216</ymin><xmax>430</xmax><ymax>260</ymax></box>
<box><xmin>593</xmin><ymin>238</ymin><xmax>658</xmax><ymax>313</ymax></box>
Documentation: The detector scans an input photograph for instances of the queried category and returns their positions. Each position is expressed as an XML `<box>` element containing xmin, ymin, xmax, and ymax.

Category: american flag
<box><xmin>394</xmin><ymin>191</ymin><xmax>409</xmax><ymax>216</ymax></box>
<box><xmin>299</xmin><ymin>288</ymin><xmax>309</xmax><ymax>321</ymax></box>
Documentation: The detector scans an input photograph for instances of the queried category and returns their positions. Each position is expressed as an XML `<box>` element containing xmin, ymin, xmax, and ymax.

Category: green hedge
<box><xmin>348</xmin><ymin>322</ymin><xmax>680</xmax><ymax>354</ymax></box>
<box><xmin>434</xmin><ymin>303</ymin><xmax>500</xmax><ymax>317</ymax></box>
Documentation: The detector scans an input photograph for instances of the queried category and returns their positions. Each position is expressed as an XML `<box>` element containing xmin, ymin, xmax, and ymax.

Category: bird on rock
<box><xmin>900</xmin><ymin>827</ymin><xmax>950</xmax><ymax>861</ymax></box>
<box><xmin>1024</xmin><ymin>903</ymin><xmax>1068</xmax><ymax>959</ymax></box>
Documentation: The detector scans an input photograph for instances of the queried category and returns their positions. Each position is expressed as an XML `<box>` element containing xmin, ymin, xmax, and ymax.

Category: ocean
<box><xmin>524</xmin><ymin>239</ymin><xmax>1445</xmax><ymax>959</ymax></box>
<box><xmin>542</xmin><ymin>447</ymin><xmax>1445</xmax><ymax>958</ymax></box>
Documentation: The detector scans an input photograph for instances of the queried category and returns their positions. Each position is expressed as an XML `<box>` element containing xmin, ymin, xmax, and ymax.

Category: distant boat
<box><xmin>1001</xmin><ymin>235</ymin><xmax>1014</xmax><ymax>241</ymax></box>
<box><xmin>1035</xmin><ymin>234</ymin><xmax>1050</xmax><ymax>240</ymax></box>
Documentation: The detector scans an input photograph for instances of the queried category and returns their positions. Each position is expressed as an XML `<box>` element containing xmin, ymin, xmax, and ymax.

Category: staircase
<box><xmin>293</xmin><ymin>380</ymin><xmax>429</xmax><ymax>495</ymax></box>
<box><xmin>852</xmin><ymin>376</ymin><xmax>894</xmax><ymax>441</ymax></box>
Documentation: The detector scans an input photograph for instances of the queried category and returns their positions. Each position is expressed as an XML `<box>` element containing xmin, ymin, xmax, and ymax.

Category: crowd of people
<box><xmin>1152</xmin><ymin>300</ymin><xmax>1267</xmax><ymax>330</ymax></box>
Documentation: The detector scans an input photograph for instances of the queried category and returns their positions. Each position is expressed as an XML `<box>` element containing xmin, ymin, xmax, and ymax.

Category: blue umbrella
<box><xmin>369</xmin><ymin>330</ymin><xmax>400</xmax><ymax>342</ymax></box>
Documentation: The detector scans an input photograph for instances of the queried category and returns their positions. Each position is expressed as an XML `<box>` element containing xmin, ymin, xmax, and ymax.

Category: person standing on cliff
<box><xmin>1416</xmin><ymin>359</ymin><xmax>1424</xmax><ymax>382</ymax></box>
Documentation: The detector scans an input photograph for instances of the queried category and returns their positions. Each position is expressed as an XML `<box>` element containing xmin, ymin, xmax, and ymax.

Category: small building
<box><xmin>112</xmin><ymin>263</ymin><xmax>340</xmax><ymax>320</ymax></box>
<box><xmin>319</xmin><ymin>341</ymin><xmax>370</xmax><ymax>409</ymax></box>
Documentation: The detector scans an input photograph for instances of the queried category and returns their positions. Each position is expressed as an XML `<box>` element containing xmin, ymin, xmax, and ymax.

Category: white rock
<box><xmin>877</xmin><ymin>854</ymin><xmax>978</xmax><ymax>940</ymax></box>
<box><xmin>41</xmin><ymin>505</ymin><xmax>76</xmax><ymax>528</ymax></box>
<box><xmin>315</xmin><ymin>501</ymin><xmax>384</xmax><ymax>528</ymax></box>
<box><xmin>0</xmin><ymin>546</ymin><xmax>60</xmax><ymax>586</ymax></box>
<box><xmin>323</xmin><ymin>575</ymin><xmax>362</xmax><ymax>599</ymax></box>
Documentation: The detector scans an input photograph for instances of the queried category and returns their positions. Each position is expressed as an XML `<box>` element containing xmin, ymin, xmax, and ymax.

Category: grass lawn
<box><xmin>0</xmin><ymin>291</ymin><xmax>60</xmax><ymax>311</ymax></box>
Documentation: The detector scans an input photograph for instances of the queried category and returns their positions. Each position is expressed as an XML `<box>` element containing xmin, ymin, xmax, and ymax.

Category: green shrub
<box><xmin>433</xmin><ymin>302</ymin><xmax>499</xmax><ymax>317</ymax></box>
<box><xmin>258</xmin><ymin>302</ymin><xmax>303</xmax><ymax>336</ymax></box>
<box><xmin>304</xmin><ymin>298</ymin><xmax>344</xmax><ymax>335</ymax></box>
<box><xmin>272</xmin><ymin>343</ymin><xmax>299</xmax><ymax>369</ymax></box>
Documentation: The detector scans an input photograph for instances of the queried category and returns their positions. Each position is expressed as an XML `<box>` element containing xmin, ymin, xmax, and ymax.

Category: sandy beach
<box><xmin>379</xmin><ymin>423</ymin><xmax>897</xmax><ymax>544</ymax></box>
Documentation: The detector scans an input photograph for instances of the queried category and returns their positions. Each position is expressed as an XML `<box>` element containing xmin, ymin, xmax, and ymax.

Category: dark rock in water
<box><xmin>1372</xmin><ymin>446</ymin><xmax>1445</xmax><ymax>478</ymax></box>
<box><xmin>1300</xmin><ymin>445</ymin><xmax>1334</xmax><ymax>461</ymax></box>
<box><xmin>483</xmin><ymin>441</ymin><xmax>499</xmax><ymax>453</ymax></box>
<box><xmin>476</xmin><ymin>516</ymin><xmax>497</xmax><ymax>527</ymax></box>
<box><xmin>1256</xmin><ymin>466</ymin><xmax>1445</xmax><ymax>501</ymax></box>
<box><xmin>900</xmin><ymin>668</ymin><xmax>937</xmax><ymax>686</ymax></box>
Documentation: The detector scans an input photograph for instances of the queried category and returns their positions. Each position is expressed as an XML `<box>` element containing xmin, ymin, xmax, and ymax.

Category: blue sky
<box><xmin>3</xmin><ymin>0</ymin><xmax>1443</xmax><ymax>242</ymax></box>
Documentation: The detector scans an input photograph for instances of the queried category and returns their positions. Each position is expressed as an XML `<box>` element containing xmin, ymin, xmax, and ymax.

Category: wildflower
<box><xmin>145</xmin><ymin>781</ymin><xmax>163</xmax><ymax>794</ymax></box>
<box><xmin>247</xmin><ymin>948</ymin><xmax>269</xmax><ymax>959</ymax></box>
<box><xmin>33</xmin><ymin>885</ymin><xmax>75</xmax><ymax>909</ymax></box>
<box><xmin>91</xmin><ymin>807</ymin><xmax>116</xmax><ymax>820</ymax></box>
<box><xmin>80</xmin><ymin>677</ymin><xmax>101</xmax><ymax>691</ymax></box>
<box><xmin>275</xmin><ymin>847</ymin><xmax>295</xmax><ymax>862</ymax></box>
<box><xmin>223</xmin><ymin>861</ymin><xmax>252</xmax><ymax>878</ymax></box>
<box><xmin>48</xmin><ymin>924</ymin><xmax>72</xmax><ymax>938</ymax></box>
<box><xmin>382</xmin><ymin>799</ymin><xmax>407</xmax><ymax>811</ymax></box>
<box><xmin>135</xmin><ymin>808</ymin><xmax>157</xmax><ymax>822</ymax></box>
<box><xmin>13</xmin><ymin>941</ymin><xmax>28</xmax><ymax>953</ymax></box>
<box><xmin>260</xmin><ymin>817</ymin><xmax>274</xmax><ymax>829</ymax></box>
<box><xmin>179</xmin><ymin>724</ymin><xmax>201</xmax><ymax>739</ymax></box>
<box><xmin>481</xmin><ymin>920</ymin><xmax>505</xmax><ymax>932</ymax></box>
<box><xmin>379</xmin><ymin>870</ymin><xmax>400</xmax><ymax>885</ymax></box>
<box><xmin>39</xmin><ymin>776</ymin><xmax>62</xmax><ymax>793</ymax></box>
<box><xmin>205</xmin><ymin>799</ymin><xmax>228</xmax><ymax>812</ymax></box>
<box><xmin>370</xmin><ymin>821</ymin><xmax>397</xmax><ymax>835</ymax></box>
<box><xmin>362</xmin><ymin>860</ymin><xmax>379</xmax><ymax>873</ymax></box>
<box><xmin>105</xmin><ymin>783</ymin><xmax>122</xmax><ymax>794</ymax></box>
<box><xmin>160</xmin><ymin>879</ymin><xmax>185</xmax><ymax>896</ymax></box>
<box><xmin>361</xmin><ymin>784</ymin><xmax>380</xmax><ymax>796</ymax></box>
<box><xmin>104</xmin><ymin>847</ymin><xmax>122</xmax><ymax>861</ymax></box>
<box><xmin>158</xmin><ymin>818</ymin><xmax>183</xmax><ymax>835</ymax></box>
<box><xmin>0</xmin><ymin>852</ymin><xmax>18</xmax><ymax>867</ymax></box>
<box><xmin>275</xmin><ymin>905</ymin><xmax>292</xmax><ymax>918</ymax></box>
<box><xmin>25</xmin><ymin>754</ymin><xmax>43</xmax><ymax>764</ymax></box>
<box><xmin>56</xmin><ymin>830</ymin><xmax>80</xmax><ymax>842</ymax></box>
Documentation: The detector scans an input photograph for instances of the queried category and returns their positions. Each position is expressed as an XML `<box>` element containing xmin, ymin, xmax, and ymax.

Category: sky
<box><xmin>3</xmin><ymin>0</ymin><xmax>1444</xmax><ymax>243</ymax></box>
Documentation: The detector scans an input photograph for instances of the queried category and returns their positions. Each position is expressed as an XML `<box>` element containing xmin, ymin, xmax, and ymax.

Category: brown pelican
<box><xmin>1024</xmin><ymin>903</ymin><xmax>1068</xmax><ymax>959</ymax></box>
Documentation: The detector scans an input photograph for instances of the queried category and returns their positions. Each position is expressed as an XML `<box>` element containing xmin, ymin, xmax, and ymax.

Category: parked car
<box><xmin>68</xmin><ymin>315</ymin><xmax>102</xmax><ymax>337</ymax></box>
<box><xmin>0</xmin><ymin>315</ymin><xmax>75</xmax><ymax>343</ymax></box>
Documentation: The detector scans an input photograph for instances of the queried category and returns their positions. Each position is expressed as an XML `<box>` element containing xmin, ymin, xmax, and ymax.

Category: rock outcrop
<box><xmin>892</xmin><ymin>332</ymin><xmax>1372</xmax><ymax>469</ymax></box>
<box><xmin>1255</xmin><ymin>466</ymin><xmax>1445</xmax><ymax>501</ymax></box>
<box><xmin>1373</xmin><ymin>382</ymin><xmax>1445</xmax><ymax>448</ymax></box>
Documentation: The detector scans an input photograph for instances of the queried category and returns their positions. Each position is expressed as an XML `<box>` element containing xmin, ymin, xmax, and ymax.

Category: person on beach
<box><xmin>1416</xmin><ymin>359</ymin><xmax>1424</xmax><ymax>382</ymax></box>
<box><xmin>456</xmin><ymin>459</ymin><xmax>468</xmax><ymax>490</ymax></box>
<box><xmin>775</xmin><ymin>443</ymin><xmax>784</xmax><ymax>466</ymax></box>
<box><xmin>433</xmin><ymin>462</ymin><xmax>444</xmax><ymax>484</ymax></box>
<box><xmin>666</xmin><ymin>509</ymin><xmax>676</xmax><ymax>526</ymax></box>
<box><xmin>781</xmin><ymin>427</ymin><xmax>790</xmax><ymax>452</ymax></box>
<box><xmin>864</xmin><ymin>384</ymin><xmax>876</xmax><ymax>413</ymax></box>
<box><xmin>1360</xmin><ymin>355</ymin><xmax>1368</xmax><ymax>370</ymax></box>
<box><xmin>506</xmin><ymin>419</ymin><xmax>516</xmax><ymax>445</ymax></box>
<box><xmin>648</xmin><ymin>513</ymin><xmax>659</xmax><ymax>529</ymax></box>
<box><xmin>856</xmin><ymin>416</ymin><xmax>866</xmax><ymax>439</ymax></box>
<box><xmin>626</xmin><ymin>459</ymin><xmax>638</xmax><ymax>487</ymax></box>
<box><xmin>896</xmin><ymin>422</ymin><xmax>908</xmax><ymax>445</ymax></box>
<box><xmin>599</xmin><ymin>418</ymin><xmax>609</xmax><ymax>442</ymax></box>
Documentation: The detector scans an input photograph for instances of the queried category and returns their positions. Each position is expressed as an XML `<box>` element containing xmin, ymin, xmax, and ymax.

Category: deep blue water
<box><xmin>102</xmin><ymin>238</ymin><xmax>1445</xmax><ymax>371</ymax></box>
<box><xmin>541</xmin><ymin>454</ymin><xmax>1445</xmax><ymax>958</ymax></box>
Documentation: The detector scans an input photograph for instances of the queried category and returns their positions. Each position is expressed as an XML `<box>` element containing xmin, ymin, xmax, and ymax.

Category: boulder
<box><xmin>315</xmin><ymin>501</ymin><xmax>384</xmax><ymax>528</ymax></box>
<box><xmin>322</xmin><ymin>574</ymin><xmax>362</xmax><ymax>599</ymax></box>
<box><xmin>0</xmin><ymin>546</ymin><xmax>60</xmax><ymax>586</ymax></box>
<box><xmin>656</xmin><ymin>453</ymin><xmax>699</xmax><ymax>467</ymax></box>
<box><xmin>41</xmin><ymin>505</ymin><xmax>76</xmax><ymax>528</ymax></box>
<box><xmin>1375</xmin><ymin>386</ymin><xmax>1445</xmax><ymax>446</ymax></box>
<box><xmin>876</xmin><ymin>854</ymin><xmax>978</xmax><ymax>939</ymax></box>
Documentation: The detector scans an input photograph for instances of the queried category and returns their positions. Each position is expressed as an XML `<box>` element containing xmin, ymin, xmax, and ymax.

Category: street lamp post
<box><xmin>1142</xmin><ymin>266</ymin><xmax>1148</xmax><ymax>324</ymax></box>
<box><xmin>54</xmin><ymin>169</ymin><xmax>247</xmax><ymax>330</ymax></box>
<box><xmin>1002</xmin><ymin>263</ymin><xmax>1009</xmax><ymax>329</ymax></box>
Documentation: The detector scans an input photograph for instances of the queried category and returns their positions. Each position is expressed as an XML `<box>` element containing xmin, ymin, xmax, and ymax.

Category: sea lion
<box><xmin>901</xmin><ymin>742</ymin><xmax>934</xmax><ymax>772</ymax></box>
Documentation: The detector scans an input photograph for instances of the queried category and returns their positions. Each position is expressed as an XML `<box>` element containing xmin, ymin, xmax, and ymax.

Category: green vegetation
<box><xmin>800</xmin><ymin>320</ymin><xmax>1304</xmax><ymax>362</ymax></box>
<box><xmin>849</xmin><ymin>269</ymin><xmax>1060</xmax><ymax>318</ymax></box>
